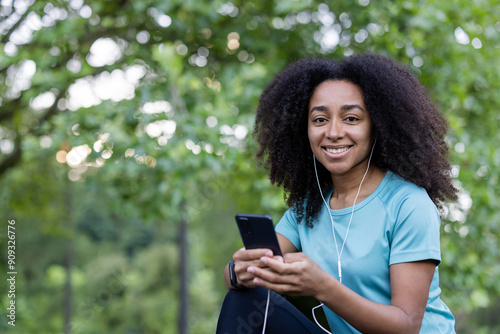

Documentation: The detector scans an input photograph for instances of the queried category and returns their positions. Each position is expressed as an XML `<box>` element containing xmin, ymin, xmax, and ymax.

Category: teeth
<box><xmin>326</xmin><ymin>147</ymin><xmax>349</xmax><ymax>154</ymax></box>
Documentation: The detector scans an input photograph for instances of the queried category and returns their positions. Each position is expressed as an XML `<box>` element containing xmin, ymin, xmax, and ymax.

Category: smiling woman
<box><xmin>217</xmin><ymin>54</ymin><xmax>459</xmax><ymax>334</ymax></box>
<box><xmin>254</xmin><ymin>54</ymin><xmax>457</xmax><ymax>228</ymax></box>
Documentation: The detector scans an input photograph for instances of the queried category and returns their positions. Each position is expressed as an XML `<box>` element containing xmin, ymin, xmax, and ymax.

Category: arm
<box><xmin>318</xmin><ymin>260</ymin><xmax>436</xmax><ymax>334</ymax></box>
<box><xmin>250</xmin><ymin>254</ymin><xmax>436</xmax><ymax>334</ymax></box>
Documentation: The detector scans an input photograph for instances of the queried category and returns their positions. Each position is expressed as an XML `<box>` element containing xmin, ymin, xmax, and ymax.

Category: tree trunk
<box><xmin>178</xmin><ymin>201</ymin><xmax>188</xmax><ymax>334</ymax></box>
<box><xmin>63</xmin><ymin>178</ymin><xmax>73</xmax><ymax>334</ymax></box>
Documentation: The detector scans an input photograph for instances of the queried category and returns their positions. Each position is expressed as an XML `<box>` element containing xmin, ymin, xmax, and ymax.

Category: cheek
<box><xmin>356</xmin><ymin>123</ymin><xmax>373</xmax><ymax>142</ymax></box>
<box><xmin>357</xmin><ymin>128</ymin><xmax>374</xmax><ymax>155</ymax></box>
<box><xmin>307</xmin><ymin>136</ymin><xmax>314</xmax><ymax>153</ymax></box>
<box><xmin>307</xmin><ymin>125</ymin><xmax>313</xmax><ymax>143</ymax></box>
<box><xmin>307</xmin><ymin>127</ymin><xmax>320</xmax><ymax>148</ymax></box>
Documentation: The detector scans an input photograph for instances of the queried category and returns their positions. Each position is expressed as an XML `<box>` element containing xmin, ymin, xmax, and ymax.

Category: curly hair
<box><xmin>254</xmin><ymin>53</ymin><xmax>457</xmax><ymax>227</ymax></box>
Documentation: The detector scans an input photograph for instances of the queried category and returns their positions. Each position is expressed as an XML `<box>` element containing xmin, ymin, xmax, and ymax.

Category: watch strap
<box><xmin>229</xmin><ymin>259</ymin><xmax>245</xmax><ymax>290</ymax></box>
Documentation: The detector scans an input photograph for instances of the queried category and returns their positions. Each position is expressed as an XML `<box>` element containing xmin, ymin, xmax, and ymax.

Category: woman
<box><xmin>217</xmin><ymin>54</ymin><xmax>457</xmax><ymax>333</ymax></box>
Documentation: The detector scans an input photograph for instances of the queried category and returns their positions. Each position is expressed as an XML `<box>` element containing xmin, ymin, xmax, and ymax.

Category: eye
<box><xmin>313</xmin><ymin>117</ymin><xmax>327</xmax><ymax>123</ymax></box>
<box><xmin>345</xmin><ymin>116</ymin><xmax>359</xmax><ymax>123</ymax></box>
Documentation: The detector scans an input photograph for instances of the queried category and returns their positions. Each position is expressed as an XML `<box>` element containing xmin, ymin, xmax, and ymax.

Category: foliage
<box><xmin>1</xmin><ymin>0</ymin><xmax>499</xmax><ymax>332</ymax></box>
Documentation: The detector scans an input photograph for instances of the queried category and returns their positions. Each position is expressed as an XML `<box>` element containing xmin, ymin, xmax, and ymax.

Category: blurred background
<box><xmin>0</xmin><ymin>0</ymin><xmax>499</xmax><ymax>333</ymax></box>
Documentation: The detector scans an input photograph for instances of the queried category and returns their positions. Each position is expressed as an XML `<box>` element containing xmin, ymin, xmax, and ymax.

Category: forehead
<box><xmin>309</xmin><ymin>80</ymin><xmax>365</xmax><ymax>105</ymax></box>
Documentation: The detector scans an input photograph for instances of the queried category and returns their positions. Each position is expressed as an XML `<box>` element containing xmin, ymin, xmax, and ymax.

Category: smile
<box><xmin>324</xmin><ymin>147</ymin><xmax>350</xmax><ymax>154</ymax></box>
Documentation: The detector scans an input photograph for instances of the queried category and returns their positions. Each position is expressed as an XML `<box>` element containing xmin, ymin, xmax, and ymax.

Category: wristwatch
<box><xmin>229</xmin><ymin>260</ymin><xmax>245</xmax><ymax>289</ymax></box>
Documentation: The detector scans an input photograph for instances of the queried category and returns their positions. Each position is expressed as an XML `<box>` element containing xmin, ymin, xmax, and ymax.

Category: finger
<box><xmin>248</xmin><ymin>264</ymin><xmax>290</xmax><ymax>283</ymax></box>
<box><xmin>232</xmin><ymin>259</ymin><xmax>259</xmax><ymax>288</ymax></box>
<box><xmin>259</xmin><ymin>256</ymin><xmax>294</xmax><ymax>274</ymax></box>
<box><xmin>238</xmin><ymin>265</ymin><xmax>281</xmax><ymax>289</ymax></box>
<box><xmin>253</xmin><ymin>278</ymin><xmax>296</xmax><ymax>294</ymax></box>
<box><xmin>249</xmin><ymin>265</ymin><xmax>312</xmax><ymax>296</ymax></box>
<box><xmin>236</xmin><ymin>271</ymin><xmax>258</xmax><ymax>288</ymax></box>
<box><xmin>233</xmin><ymin>251</ymin><xmax>274</xmax><ymax>286</ymax></box>
<box><xmin>273</xmin><ymin>255</ymin><xmax>285</xmax><ymax>263</ymax></box>
<box><xmin>234</xmin><ymin>248</ymin><xmax>274</xmax><ymax>261</ymax></box>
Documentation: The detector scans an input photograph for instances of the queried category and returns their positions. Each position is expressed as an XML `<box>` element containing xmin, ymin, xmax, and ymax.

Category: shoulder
<box><xmin>378</xmin><ymin>171</ymin><xmax>440</xmax><ymax>226</ymax></box>
<box><xmin>380</xmin><ymin>171</ymin><xmax>435</xmax><ymax>209</ymax></box>
<box><xmin>382</xmin><ymin>172</ymin><xmax>443</xmax><ymax>264</ymax></box>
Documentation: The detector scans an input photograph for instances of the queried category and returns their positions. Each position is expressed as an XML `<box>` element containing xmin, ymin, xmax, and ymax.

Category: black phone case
<box><xmin>235</xmin><ymin>213</ymin><xmax>282</xmax><ymax>256</ymax></box>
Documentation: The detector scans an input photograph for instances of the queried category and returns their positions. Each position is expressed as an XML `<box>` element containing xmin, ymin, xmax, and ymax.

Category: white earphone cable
<box><xmin>311</xmin><ymin>140</ymin><xmax>376</xmax><ymax>333</ymax></box>
<box><xmin>262</xmin><ymin>289</ymin><xmax>271</xmax><ymax>334</ymax></box>
<box><xmin>260</xmin><ymin>142</ymin><xmax>377</xmax><ymax>334</ymax></box>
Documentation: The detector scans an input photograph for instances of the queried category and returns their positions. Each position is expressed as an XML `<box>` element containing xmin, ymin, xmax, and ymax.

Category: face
<box><xmin>308</xmin><ymin>80</ymin><xmax>373</xmax><ymax>178</ymax></box>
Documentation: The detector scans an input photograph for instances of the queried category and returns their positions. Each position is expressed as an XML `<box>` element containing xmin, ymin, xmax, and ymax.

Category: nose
<box><xmin>326</xmin><ymin>118</ymin><xmax>345</xmax><ymax>141</ymax></box>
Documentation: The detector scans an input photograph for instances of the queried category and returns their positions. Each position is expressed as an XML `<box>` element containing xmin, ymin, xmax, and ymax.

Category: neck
<box><xmin>329</xmin><ymin>164</ymin><xmax>384</xmax><ymax>209</ymax></box>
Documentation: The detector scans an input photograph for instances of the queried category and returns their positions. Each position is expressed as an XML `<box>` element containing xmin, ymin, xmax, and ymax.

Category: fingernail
<box><xmin>248</xmin><ymin>267</ymin><xmax>255</xmax><ymax>274</ymax></box>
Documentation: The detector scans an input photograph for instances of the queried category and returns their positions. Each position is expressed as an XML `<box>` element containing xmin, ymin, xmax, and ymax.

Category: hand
<box><xmin>232</xmin><ymin>247</ymin><xmax>284</xmax><ymax>289</ymax></box>
<box><xmin>248</xmin><ymin>252</ymin><xmax>329</xmax><ymax>297</ymax></box>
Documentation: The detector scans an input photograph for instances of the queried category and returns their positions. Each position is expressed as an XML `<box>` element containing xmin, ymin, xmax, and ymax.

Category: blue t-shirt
<box><xmin>275</xmin><ymin>170</ymin><xmax>456</xmax><ymax>333</ymax></box>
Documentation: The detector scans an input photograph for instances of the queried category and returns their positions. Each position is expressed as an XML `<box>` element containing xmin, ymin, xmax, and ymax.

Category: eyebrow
<box><xmin>341</xmin><ymin>104</ymin><xmax>366</xmax><ymax>112</ymax></box>
<box><xmin>309</xmin><ymin>104</ymin><xmax>366</xmax><ymax>114</ymax></box>
<box><xmin>309</xmin><ymin>106</ymin><xmax>327</xmax><ymax>114</ymax></box>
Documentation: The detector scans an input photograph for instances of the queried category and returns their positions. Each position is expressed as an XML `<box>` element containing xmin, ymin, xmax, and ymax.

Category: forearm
<box><xmin>223</xmin><ymin>262</ymin><xmax>233</xmax><ymax>290</ymax></box>
<box><xmin>316</xmin><ymin>277</ymin><xmax>420</xmax><ymax>334</ymax></box>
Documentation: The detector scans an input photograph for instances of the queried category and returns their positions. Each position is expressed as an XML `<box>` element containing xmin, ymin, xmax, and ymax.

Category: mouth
<box><xmin>324</xmin><ymin>146</ymin><xmax>350</xmax><ymax>154</ymax></box>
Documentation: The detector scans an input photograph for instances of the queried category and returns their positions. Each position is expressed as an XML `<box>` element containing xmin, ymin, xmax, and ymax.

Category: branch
<box><xmin>0</xmin><ymin>88</ymin><xmax>66</xmax><ymax>178</ymax></box>
<box><xmin>0</xmin><ymin>96</ymin><xmax>21</xmax><ymax>122</ymax></box>
<box><xmin>0</xmin><ymin>3</ymin><xmax>35</xmax><ymax>45</ymax></box>
<box><xmin>0</xmin><ymin>107</ymin><xmax>16</xmax><ymax>123</ymax></box>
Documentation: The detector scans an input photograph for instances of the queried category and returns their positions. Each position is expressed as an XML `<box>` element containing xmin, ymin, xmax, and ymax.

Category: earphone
<box><xmin>311</xmin><ymin>139</ymin><xmax>377</xmax><ymax>333</ymax></box>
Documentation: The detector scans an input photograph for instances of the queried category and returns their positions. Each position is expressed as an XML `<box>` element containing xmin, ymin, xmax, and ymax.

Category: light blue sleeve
<box><xmin>275</xmin><ymin>208</ymin><xmax>302</xmax><ymax>252</ymax></box>
<box><xmin>389</xmin><ymin>190</ymin><xmax>442</xmax><ymax>266</ymax></box>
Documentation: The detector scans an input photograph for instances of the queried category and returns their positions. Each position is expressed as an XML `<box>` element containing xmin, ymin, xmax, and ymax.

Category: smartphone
<box><xmin>235</xmin><ymin>213</ymin><xmax>283</xmax><ymax>257</ymax></box>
